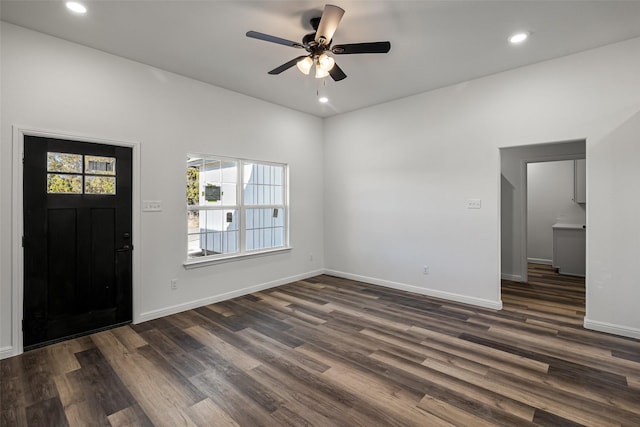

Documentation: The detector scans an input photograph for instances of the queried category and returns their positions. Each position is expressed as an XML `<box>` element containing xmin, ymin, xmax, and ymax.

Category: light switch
<box><xmin>143</xmin><ymin>200</ymin><xmax>162</xmax><ymax>212</ymax></box>
<box><xmin>466</xmin><ymin>199</ymin><xmax>481</xmax><ymax>209</ymax></box>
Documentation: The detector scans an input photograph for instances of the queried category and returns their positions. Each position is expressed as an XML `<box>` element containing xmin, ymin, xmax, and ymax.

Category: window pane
<box><xmin>246</xmin><ymin>208</ymin><xmax>254</xmax><ymax>229</ymax></box>
<box><xmin>85</xmin><ymin>156</ymin><xmax>116</xmax><ymax>175</ymax></box>
<box><xmin>189</xmin><ymin>209</ymin><xmax>239</xmax><ymax>256</ymax></box>
<box><xmin>187</xmin><ymin>166</ymin><xmax>200</xmax><ymax>206</ymax></box>
<box><xmin>85</xmin><ymin>176</ymin><xmax>116</xmax><ymax>195</ymax></box>
<box><xmin>221</xmin><ymin>183</ymin><xmax>237</xmax><ymax>205</ymax></box>
<box><xmin>221</xmin><ymin>161</ymin><xmax>237</xmax><ymax>183</ymax></box>
<box><xmin>243</xmin><ymin>162</ymin><xmax>284</xmax><ymax>206</ymax></box>
<box><xmin>273</xmin><ymin>166</ymin><xmax>283</xmax><ymax>185</ymax></box>
<box><xmin>47</xmin><ymin>152</ymin><xmax>82</xmax><ymax>173</ymax></box>
<box><xmin>274</xmin><ymin>186</ymin><xmax>283</xmax><ymax>205</ymax></box>
<box><xmin>246</xmin><ymin>229</ymin><xmax>255</xmax><ymax>251</ymax></box>
<box><xmin>274</xmin><ymin>208</ymin><xmax>284</xmax><ymax>227</ymax></box>
<box><xmin>244</xmin><ymin>184</ymin><xmax>255</xmax><ymax>205</ymax></box>
<box><xmin>47</xmin><ymin>174</ymin><xmax>82</xmax><ymax>194</ymax></box>
<box><xmin>274</xmin><ymin>227</ymin><xmax>284</xmax><ymax>246</ymax></box>
<box><xmin>245</xmin><ymin>208</ymin><xmax>284</xmax><ymax>251</ymax></box>
<box><xmin>187</xmin><ymin>211</ymin><xmax>202</xmax><ymax>258</ymax></box>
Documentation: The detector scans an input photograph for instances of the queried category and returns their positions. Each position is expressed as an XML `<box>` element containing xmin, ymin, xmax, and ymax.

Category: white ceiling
<box><xmin>3</xmin><ymin>1</ymin><xmax>640</xmax><ymax>118</ymax></box>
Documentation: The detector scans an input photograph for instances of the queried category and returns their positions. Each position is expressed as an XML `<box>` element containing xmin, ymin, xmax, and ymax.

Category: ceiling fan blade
<box><xmin>268</xmin><ymin>56</ymin><xmax>309</xmax><ymax>75</ymax></box>
<box><xmin>329</xmin><ymin>63</ymin><xmax>347</xmax><ymax>81</ymax></box>
<box><xmin>315</xmin><ymin>4</ymin><xmax>345</xmax><ymax>45</ymax></box>
<box><xmin>246</xmin><ymin>31</ymin><xmax>305</xmax><ymax>49</ymax></box>
<box><xmin>332</xmin><ymin>41</ymin><xmax>391</xmax><ymax>54</ymax></box>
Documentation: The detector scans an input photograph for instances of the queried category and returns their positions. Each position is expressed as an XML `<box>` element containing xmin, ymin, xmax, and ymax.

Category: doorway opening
<box><xmin>500</xmin><ymin>140</ymin><xmax>586</xmax><ymax>319</ymax></box>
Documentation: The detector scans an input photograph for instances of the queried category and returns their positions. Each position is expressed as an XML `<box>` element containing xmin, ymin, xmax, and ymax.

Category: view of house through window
<box><xmin>187</xmin><ymin>154</ymin><xmax>288</xmax><ymax>260</ymax></box>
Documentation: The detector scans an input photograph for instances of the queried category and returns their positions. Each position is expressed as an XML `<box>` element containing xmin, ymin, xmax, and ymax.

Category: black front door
<box><xmin>23</xmin><ymin>135</ymin><xmax>133</xmax><ymax>349</ymax></box>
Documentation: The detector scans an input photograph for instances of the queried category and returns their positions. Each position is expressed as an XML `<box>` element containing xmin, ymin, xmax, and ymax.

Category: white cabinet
<box><xmin>573</xmin><ymin>159</ymin><xmax>586</xmax><ymax>204</ymax></box>
<box><xmin>552</xmin><ymin>223</ymin><xmax>585</xmax><ymax>277</ymax></box>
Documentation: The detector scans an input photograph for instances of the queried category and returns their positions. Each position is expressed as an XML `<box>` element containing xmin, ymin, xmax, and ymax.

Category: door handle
<box><xmin>116</xmin><ymin>245</ymin><xmax>131</xmax><ymax>252</ymax></box>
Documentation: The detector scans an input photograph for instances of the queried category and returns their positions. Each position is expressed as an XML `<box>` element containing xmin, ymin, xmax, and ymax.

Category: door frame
<box><xmin>11</xmin><ymin>125</ymin><xmax>141</xmax><ymax>357</ymax></box>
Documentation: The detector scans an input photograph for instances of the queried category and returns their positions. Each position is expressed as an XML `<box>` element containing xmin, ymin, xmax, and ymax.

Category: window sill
<box><xmin>183</xmin><ymin>246</ymin><xmax>292</xmax><ymax>269</ymax></box>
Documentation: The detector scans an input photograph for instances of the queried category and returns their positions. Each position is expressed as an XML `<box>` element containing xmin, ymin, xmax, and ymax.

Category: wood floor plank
<box><xmin>186</xmin><ymin>398</ymin><xmax>240</xmax><ymax>427</ymax></box>
<box><xmin>107</xmin><ymin>405</ymin><xmax>154</xmax><ymax>427</ymax></box>
<box><xmin>2</xmin><ymin>264</ymin><xmax>639</xmax><ymax>427</ymax></box>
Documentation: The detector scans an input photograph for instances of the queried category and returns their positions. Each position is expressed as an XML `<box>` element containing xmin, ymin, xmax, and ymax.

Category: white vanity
<box><xmin>552</xmin><ymin>223</ymin><xmax>586</xmax><ymax>276</ymax></box>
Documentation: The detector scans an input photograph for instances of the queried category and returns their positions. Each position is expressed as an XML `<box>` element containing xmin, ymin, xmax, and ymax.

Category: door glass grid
<box><xmin>47</xmin><ymin>152</ymin><xmax>116</xmax><ymax>195</ymax></box>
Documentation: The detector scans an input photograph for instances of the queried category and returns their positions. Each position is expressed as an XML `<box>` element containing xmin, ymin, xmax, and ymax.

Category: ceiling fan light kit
<box><xmin>246</xmin><ymin>4</ymin><xmax>391</xmax><ymax>82</ymax></box>
<box><xmin>296</xmin><ymin>57</ymin><xmax>313</xmax><ymax>74</ymax></box>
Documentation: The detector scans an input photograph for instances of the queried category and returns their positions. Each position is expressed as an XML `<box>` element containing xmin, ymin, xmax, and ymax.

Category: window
<box><xmin>186</xmin><ymin>154</ymin><xmax>288</xmax><ymax>262</ymax></box>
<box><xmin>47</xmin><ymin>152</ymin><xmax>116</xmax><ymax>195</ymax></box>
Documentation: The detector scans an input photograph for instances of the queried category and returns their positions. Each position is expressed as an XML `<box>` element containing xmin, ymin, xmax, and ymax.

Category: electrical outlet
<box><xmin>170</xmin><ymin>279</ymin><xmax>178</xmax><ymax>290</ymax></box>
<box><xmin>309</xmin><ymin>253</ymin><xmax>313</xmax><ymax>262</ymax></box>
<box><xmin>423</xmin><ymin>265</ymin><xmax>429</xmax><ymax>275</ymax></box>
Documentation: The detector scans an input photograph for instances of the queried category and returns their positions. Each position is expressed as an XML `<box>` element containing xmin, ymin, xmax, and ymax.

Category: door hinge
<box><xmin>21</xmin><ymin>319</ymin><xmax>24</xmax><ymax>331</ymax></box>
<box><xmin>22</xmin><ymin>236</ymin><xmax>25</xmax><ymax>247</ymax></box>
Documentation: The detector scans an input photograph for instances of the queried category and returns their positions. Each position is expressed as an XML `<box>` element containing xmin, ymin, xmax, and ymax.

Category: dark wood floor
<box><xmin>2</xmin><ymin>265</ymin><xmax>639</xmax><ymax>426</ymax></box>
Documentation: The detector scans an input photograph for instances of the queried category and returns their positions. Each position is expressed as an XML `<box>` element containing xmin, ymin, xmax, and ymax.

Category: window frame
<box><xmin>184</xmin><ymin>153</ymin><xmax>290</xmax><ymax>268</ymax></box>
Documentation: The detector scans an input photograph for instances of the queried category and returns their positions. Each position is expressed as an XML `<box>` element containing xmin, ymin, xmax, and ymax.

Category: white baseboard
<box><xmin>324</xmin><ymin>269</ymin><xmax>502</xmax><ymax>310</ymax></box>
<box><xmin>527</xmin><ymin>258</ymin><xmax>552</xmax><ymax>265</ymax></box>
<box><xmin>137</xmin><ymin>269</ymin><xmax>325</xmax><ymax>323</ymax></box>
<box><xmin>0</xmin><ymin>346</ymin><xmax>16</xmax><ymax>360</ymax></box>
<box><xmin>501</xmin><ymin>273</ymin><xmax>523</xmax><ymax>282</ymax></box>
<box><xmin>583</xmin><ymin>318</ymin><xmax>640</xmax><ymax>340</ymax></box>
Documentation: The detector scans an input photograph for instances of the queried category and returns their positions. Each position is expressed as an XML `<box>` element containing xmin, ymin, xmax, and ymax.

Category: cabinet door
<box><xmin>574</xmin><ymin>159</ymin><xmax>586</xmax><ymax>204</ymax></box>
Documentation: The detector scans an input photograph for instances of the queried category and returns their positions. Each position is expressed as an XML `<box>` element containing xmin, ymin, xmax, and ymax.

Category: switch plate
<box><xmin>423</xmin><ymin>265</ymin><xmax>429</xmax><ymax>275</ymax></box>
<box><xmin>466</xmin><ymin>199</ymin><xmax>482</xmax><ymax>209</ymax></box>
<box><xmin>143</xmin><ymin>200</ymin><xmax>162</xmax><ymax>212</ymax></box>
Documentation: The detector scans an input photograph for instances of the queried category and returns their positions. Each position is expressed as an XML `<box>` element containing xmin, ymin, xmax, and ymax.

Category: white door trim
<box><xmin>7</xmin><ymin>125</ymin><xmax>141</xmax><ymax>359</ymax></box>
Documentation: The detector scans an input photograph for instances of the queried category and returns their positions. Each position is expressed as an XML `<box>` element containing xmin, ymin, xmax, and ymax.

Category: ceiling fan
<box><xmin>246</xmin><ymin>4</ymin><xmax>391</xmax><ymax>81</ymax></box>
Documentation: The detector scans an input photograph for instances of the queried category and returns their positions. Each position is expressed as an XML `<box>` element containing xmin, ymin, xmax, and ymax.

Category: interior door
<box><xmin>23</xmin><ymin>135</ymin><xmax>133</xmax><ymax>350</ymax></box>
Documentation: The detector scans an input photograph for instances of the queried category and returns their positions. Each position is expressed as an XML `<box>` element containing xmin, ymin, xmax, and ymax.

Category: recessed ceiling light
<box><xmin>66</xmin><ymin>1</ymin><xmax>87</xmax><ymax>14</ymax></box>
<box><xmin>318</xmin><ymin>96</ymin><xmax>329</xmax><ymax>104</ymax></box>
<box><xmin>509</xmin><ymin>32</ymin><xmax>529</xmax><ymax>44</ymax></box>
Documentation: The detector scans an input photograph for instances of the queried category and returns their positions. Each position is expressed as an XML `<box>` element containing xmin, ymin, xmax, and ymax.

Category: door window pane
<box><xmin>85</xmin><ymin>176</ymin><xmax>116</xmax><ymax>195</ymax></box>
<box><xmin>85</xmin><ymin>156</ymin><xmax>116</xmax><ymax>175</ymax></box>
<box><xmin>47</xmin><ymin>152</ymin><xmax>82</xmax><ymax>173</ymax></box>
<box><xmin>47</xmin><ymin>174</ymin><xmax>82</xmax><ymax>194</ymax></box>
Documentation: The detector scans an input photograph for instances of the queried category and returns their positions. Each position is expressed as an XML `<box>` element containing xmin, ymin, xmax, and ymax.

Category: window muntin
<box><xmin>46</xmin><ymin>152</ymin><xmax>116</xmax><ymax>195</ymax></box>
<box><xmin>187</xmin><ymin>154</ymin><xmax>288</xmax><ymax>261</ymax></box>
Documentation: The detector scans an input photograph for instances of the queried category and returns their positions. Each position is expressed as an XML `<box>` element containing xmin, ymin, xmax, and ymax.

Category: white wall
<box><xmin>586</xmin><ymin>111</ymin><xmax>640</xmax><ymax>338</ymax></box>
<box><xmin>0</xmin><ymin>23</ymin><xmax>325</xmax><ymax>357</ymax></box>
<box><xmin>527</xmin><ymin>160</ymin><xmax>586</xmax><ymax>264</ymax></box>
<box><xmin>324</xmin><ymin>37</ymin><xmax>640</xmax><ymax>337</ymax></box>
